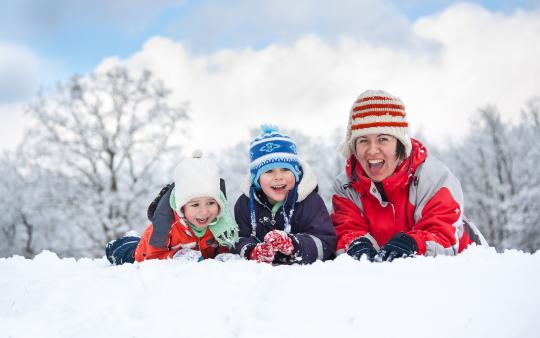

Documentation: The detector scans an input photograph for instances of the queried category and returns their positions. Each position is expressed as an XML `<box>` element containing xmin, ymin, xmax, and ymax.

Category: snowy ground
<box><xmin>1</xmin><ymin>246</ymin><xmax>539</xmax><ymax>338</ymax></box>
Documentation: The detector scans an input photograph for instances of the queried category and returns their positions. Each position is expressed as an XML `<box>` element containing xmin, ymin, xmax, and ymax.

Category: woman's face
<box><xmin>355</xmin><ymin>134</ymin><xmax>400</xmax><ymax>182</ymax></box>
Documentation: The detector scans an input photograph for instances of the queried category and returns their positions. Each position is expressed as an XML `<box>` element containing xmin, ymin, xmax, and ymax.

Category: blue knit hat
<box><xmin>250</xmin><ymin>125</ymin><xmax>301</xmax><ymax>189</ymax></box>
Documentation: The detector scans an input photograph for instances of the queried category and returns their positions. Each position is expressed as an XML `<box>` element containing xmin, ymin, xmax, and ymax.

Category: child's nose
<box><xmin>199</xmin><ymin>206</ymin><xmax>211</xmax><ymax>216</ymax></box>
<box><xmin>273</xmin><ymin>172</ymin><xmax>284</xmax><ymax>180</ymax></box>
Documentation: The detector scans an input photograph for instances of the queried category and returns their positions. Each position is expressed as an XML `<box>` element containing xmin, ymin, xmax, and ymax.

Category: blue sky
<box><xmin>1</xmin><ymin>0</ymin><xmax>540</xmax><ymax>151</ymax></box>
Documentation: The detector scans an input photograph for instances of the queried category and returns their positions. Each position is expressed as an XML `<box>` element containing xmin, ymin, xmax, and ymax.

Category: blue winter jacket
<box><xmin>232</xmin><ymin>160</ymin><xmax>336</xmax><ymax>264</ymax></box>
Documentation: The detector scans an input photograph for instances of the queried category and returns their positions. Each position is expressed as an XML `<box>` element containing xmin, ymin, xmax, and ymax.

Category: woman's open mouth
<box><xmin>368</xmin><ymin>159</ymin><xmax>384</xmax><ymax>170</ymax></box>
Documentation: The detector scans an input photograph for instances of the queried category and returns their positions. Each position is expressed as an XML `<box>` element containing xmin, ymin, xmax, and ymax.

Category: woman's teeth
<box><xmin>368</xmin><ymin>159</ymin><xmax>384</xmax><ymax>169</ymax></box>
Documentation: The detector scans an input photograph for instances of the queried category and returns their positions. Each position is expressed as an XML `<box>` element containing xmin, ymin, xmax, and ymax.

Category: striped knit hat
<box><xmin>250</xmin><ymin>125</ymin><xmax>301</xmax><ymax>189</ymax></box>
<box><xmin>341</xmin><ymin>89</ymin><xmax>412</xmax><ymax>158</ymax></box>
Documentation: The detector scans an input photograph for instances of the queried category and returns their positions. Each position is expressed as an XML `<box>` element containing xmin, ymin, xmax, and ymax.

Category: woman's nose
<box><xmin>366</xmin><ymin>142</ymin><xmax>378</xmax><ymax>154</ymax></box>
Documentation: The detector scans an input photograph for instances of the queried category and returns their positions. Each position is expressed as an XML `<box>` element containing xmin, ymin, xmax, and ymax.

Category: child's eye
<box><xmin>190</xmin><ymin>203</ymin><xmax>199</xmax><ymax>208</ymax></box>
<box><xmin>207</xmin><ymin>201</ymin><xmax>216</xmax><ymax>206</ymax></box>
<box><xmin>279</xmin><ymin>168</ymin><xmax>291</xmax><ymax>173</ymax></box>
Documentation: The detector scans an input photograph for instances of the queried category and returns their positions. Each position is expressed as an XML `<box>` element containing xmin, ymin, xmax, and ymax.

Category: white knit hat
<box><xmin>173</xmin><ymin>150</ymin><xmax>224</xmax><ymax>217</ymax></box>
<box><xmin>340</xmin><ymin>89</ymin><xmax>412</xmax><ymax>158</ymax></box>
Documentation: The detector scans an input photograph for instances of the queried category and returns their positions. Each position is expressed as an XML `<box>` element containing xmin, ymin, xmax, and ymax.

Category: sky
<box><xmin>2</xmin><ymin>246</ymin><xmax>540</xmax><ymax>338</ymax></box>
<box><xmin>1</xmin><ymin>0</ymin><xmax>540</xmax><ymax>152</ymax></box>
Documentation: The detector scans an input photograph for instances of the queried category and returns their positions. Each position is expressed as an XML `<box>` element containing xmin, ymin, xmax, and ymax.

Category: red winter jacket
<box><xmin>134</xmin><ymin>211</ymin><xmax>228</xmax><ymax>262</ymax></box>
<box><xmin>332</xmin><ymin>139</ymin><xmax>480</xmax><ymax>256</ymax></box>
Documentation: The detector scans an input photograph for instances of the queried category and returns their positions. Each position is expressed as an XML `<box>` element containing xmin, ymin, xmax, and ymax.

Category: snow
<box><xmin>2</xmin><ymin>246</ymin><xmax>539</xmax><ymax>338</ymax></box>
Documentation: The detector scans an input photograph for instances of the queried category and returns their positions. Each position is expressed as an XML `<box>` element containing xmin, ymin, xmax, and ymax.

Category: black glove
<box><xmin>346</xmin><ymin>237</ymin><xmax>378</xmax><ymax>262</ymax></box>
<box><xmin>376</xmin><ymin>232</ymin><xmax>417</xmax><ymax>262</ymax></box>
<box><xmin>147</xmin><ymin>183</ymin><xmax>174</xmax><ymax>222</ymax></box>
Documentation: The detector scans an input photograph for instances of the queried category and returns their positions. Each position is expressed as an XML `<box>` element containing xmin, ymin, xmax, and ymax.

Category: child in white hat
<box><xmin>105</xmin><ymin>150</ymin><xmax>238</xmax><ymax>265</ymax></box>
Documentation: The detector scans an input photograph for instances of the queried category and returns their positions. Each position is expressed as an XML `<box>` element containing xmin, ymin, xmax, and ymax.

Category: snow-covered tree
<box><xmin>442</xmin><ymin>100</ymin><xmax>540</xmax><ymax>252</ymax></box>
<box><xmin>20</xmin><ymin>67</ymin><xmax>189</xmax><ymax>255</ymax></box>
<box><xmin>506</xmin><ymin>98</ymin><xmax>540</xmax><ymax>251</ymax></box>
<box><xmin>286</xmin><ymin>128</ymin><xmax>343</xmax><ymax>207</ymax></box>
<box><xmin>0</xmin><ymin>151</ymin><xmax>89</xmax><ymax>257</ymax></box>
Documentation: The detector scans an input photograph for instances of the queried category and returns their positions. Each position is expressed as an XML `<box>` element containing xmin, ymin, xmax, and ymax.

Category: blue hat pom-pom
<box><xmin>260</xmin><ymin>124</ymin><xmax>279</xmax><ymax>135</ymax></box>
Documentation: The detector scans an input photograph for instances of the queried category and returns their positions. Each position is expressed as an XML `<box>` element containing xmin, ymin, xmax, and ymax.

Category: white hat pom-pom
<box><xmin>192</xmin><ymin>149</ymin><xmax>203</xmax><ymax>158</ymax></box>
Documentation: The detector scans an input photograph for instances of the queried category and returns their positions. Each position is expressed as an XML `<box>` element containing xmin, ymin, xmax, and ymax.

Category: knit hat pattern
<box><xmin>249</xmin><ymin>125</ymin><xmax>301</xmax><ymax>188</ymax></box>
<box><xmin>173</xmin><ymin>150</ymin><xmax>224</xmax><ymax>217</ymax></box>
<box><xmin>341</xmin><ymin>89</ymin><xmax>412</xmax><ymax>158</ymax></box>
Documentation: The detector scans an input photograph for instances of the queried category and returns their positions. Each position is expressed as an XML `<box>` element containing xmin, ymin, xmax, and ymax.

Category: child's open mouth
<box><xmin>271</xmin><ymin>184</ymin><xmax>288</xmax><ymax>192</ymax></box>
<box><xmin>195</xmin><ymin>217</ymin><xmax>210</xmax><ymax>225</ymax></box>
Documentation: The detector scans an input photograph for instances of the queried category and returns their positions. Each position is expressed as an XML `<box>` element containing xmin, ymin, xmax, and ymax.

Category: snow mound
<box><xmin>1</xmin><ymin>246</ymin><xmax>539</xmax><ymax>338</ymax></box>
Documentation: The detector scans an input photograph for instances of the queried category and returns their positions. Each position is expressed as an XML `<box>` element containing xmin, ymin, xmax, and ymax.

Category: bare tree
<box><xmin>22</xmin><ymin>66</ymin><xmax>189</xmax><ymax>255</ymax></box>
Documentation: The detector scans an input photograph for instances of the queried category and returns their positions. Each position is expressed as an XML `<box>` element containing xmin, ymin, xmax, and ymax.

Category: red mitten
<box><xmin>249</xmin><ymin>243</ymin><xmax>275</xmax><ymax>263</ymax></box>
<box><xmin>264</xmin><ymin>230</ymin><xmax>294</xmax><ymax>256</ymax></box>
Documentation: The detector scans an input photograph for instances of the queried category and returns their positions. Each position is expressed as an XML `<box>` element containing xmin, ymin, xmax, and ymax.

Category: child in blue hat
<box><xmin>232</xmin><ymin>125</ymin><xmax>336</xmax><ymax>264</ymax></box>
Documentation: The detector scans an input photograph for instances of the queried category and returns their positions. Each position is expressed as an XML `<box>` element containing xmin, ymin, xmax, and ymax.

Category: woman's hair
<box><xmin>396</xmin><ymin>140</ymin><xmax>406</xmax><ymax>161</ymax></box>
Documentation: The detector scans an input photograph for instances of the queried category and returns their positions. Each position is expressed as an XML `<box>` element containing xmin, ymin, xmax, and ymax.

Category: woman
<box><xmin>332</xmin><ymin>90</ymin><xmax>486</xmax><ymax>262</ymax></box>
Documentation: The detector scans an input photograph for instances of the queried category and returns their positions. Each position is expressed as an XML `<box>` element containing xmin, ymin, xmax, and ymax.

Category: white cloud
<box><xmin>169</xmin><ymin>0</ymin><xmax>427</xmax><ymax>52</ymax></box>
<box><xmin>0</xmin><ymin>43</ymin><xmax>49</xmax><ymax>102</ymax></box>
<box><xmin>0</xmin><ymin>102</ymin><xmax>27</xmax><ymax>151</ymax></box>
<box><xmin>4</xmin><ymin>3</ymin><xmax>539</xmax><ymax>152</ymax></box>
<box><xmin>410</xmin><ymin>3</ymin><xmax>540</xmax><ymax>140</ymax></box>
<box><xmin>0</xmin><ymin>43</ymin><xmax>56</xmax><ymax>150</ymax></box>
<box><xmin>100</xmin><ymin>3</ymin><xmax>540</xmax><ymax>153</ymax></box>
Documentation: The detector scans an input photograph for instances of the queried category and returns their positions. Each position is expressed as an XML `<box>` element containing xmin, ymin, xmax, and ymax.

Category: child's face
<box><xmin>183</xmin><ymin>197</ymin><xmax>220</xmax><ymax>228</ymax></box>
<box><xmin>259</xmin><ymin>168</ymin><xmax>295</xmax><ymax>205</ymax></box>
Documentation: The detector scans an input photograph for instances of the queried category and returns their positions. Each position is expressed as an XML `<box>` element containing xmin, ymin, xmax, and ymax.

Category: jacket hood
<box><xmin>241</xmin><ymin>158</ymin><xmax>318</xmax><ymax>202</ymax></box>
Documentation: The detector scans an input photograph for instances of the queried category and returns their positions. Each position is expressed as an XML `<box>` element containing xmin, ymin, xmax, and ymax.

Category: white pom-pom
<box><xmin>192</xmin><ymin>149</ymin><xmax>203</xmax><ymax>158</ymax></box>
<box><xmin>261</xmin><ymin>124</ymin><xmax>279</xmax><ymax>134</ymax></box>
